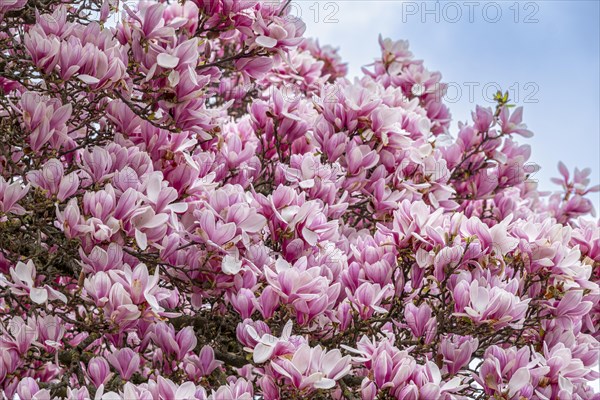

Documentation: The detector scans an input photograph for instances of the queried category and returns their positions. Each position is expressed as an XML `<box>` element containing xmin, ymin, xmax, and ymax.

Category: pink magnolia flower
<box><xmin>541</xmin><ymin>342</ymin><xmax>594</xmax><ymax>387</ymax></box>
<box><xmin>83</xmin><ymin>272</ymin><xmax>112</xmax><ymax>307</ymax></box>
<box><xmin>16</xmin><ymin>377</ymin><xmax>51</xmax><ymax>400</ymax></box>
<box><xmin>19</xmin><ymin>91</ymin><xmax>71</xmax><ymax>152</ymax></box>
<box><xmin>130</xmin><ymin>206</ymin><xmax>169</xmax><ymax>250</ymax></box>
<box><xmin>4</xmin><ymin>260</ymin><xmax>67</xmax><ymax>304</ymax></box>
<box><xmin>122</xmin><ymin>383</ymin><xmax>153</xmax><ymax>400</ymax></box>
<box><xmin>83</xmin><ymin>184</ymin><xmax>117</xmax><ymax>221</ymax></box>
<box><xmin>244</xmin><ymin>319</ymin><xmax>295</xmax><ymax>363</ymax></box>
<box><xmin>106</xmin><ymin>348</ymin><xmax>140</xmax><ymax>380</ymax></box>
<box><xmin>236</xmin><ymin>319</ymin><xmax>271</xmax><ymax>349</ymax></box>
<box><xmin>152</xmin><ymin>38</ymin><xmax>199</xmax><ymax>73</ymax></box>
<box><xmin>476</xmin><ymin>346</ymin><xmax>548</xmax><ymax>398</ymax></box>
<box><xmin>346</xmin><ymin>282</ymin><xmax>393</xmax><ymax>320</ymax></box>
<box><xmin>454</xmin><ymin>280</ymin><xmax>530</xmax><ymax>329</ymax></box>
<box><xmin>247</xmin><ymin>13</ymin><xmax>305</xmax><ymax>50</ymax></box>
<box><xmin>345</xmin><ymin>336</ymin><xmax>416</xmax><ymax>393</ymax></box>
<box><xmin>235</xmin><ymin>57</ymin><xmax>273</xmax><ymax>79</ymax></box>
<box><xmin>439</xmin><ymin>334</ymin><xmax>478</xmax><ymax>375</ymax></box>
<box><xmin>80</xmin><ymin>215</ymin><xmax>120</xmax><ymax>243</ymax></box>
<box><xmin>195</xmin><ymin>209</ymin><xmax>239</xmax><ymax>249</ymax></box>
<box><xmin>55</xmin><ymin>197</ymin><xmax>86</xmax><ymax>238</ymax></box>
<box><xmin>35</xmin><ymin>315</ymin><xmax>65</xmax><ymax>353</ymax></box>
<box><xmin>144</xmin><ymin>172</ymin><xmax>188</xmax><ymax>215</ymax></box>
<box><xmin>85</xmin><ymin>356</ymin><xmax>113</xmax><ymax>388</ymax></box>
<box><xmin>550</xmin><ymin>290</ymin><xmax>593</xmax><ymax>324</ymax></box>
<box><xmin>78</xmin><ymin>146</ymin><xmax>115</xmax><ymax>184</ymax></box>
<box><xmin>347</xmin><ymin>145</ymin><xmax>380</xmax><ymax>177</ymax></box>
<box><xmin>23</xmin><ymin>28</ymin><xmax>60</xmax><ymax>75</ymax></box>
<box><xmin>0</xmin><ymin>177</ymin><xmax>29</xmax><ymax>215</ymax></box>
<box><xmin>104</xmin><ymin>283</ymin><xmax>141</xmax><ymax>327</ymax></box>
<box><xmin>210</xmin><ymin>378</ymin><xmax>253</xmax><ymax>400</ymax></box>
<box><xmin>404</xmin><ymin>302</ymin><xmax>437</xmax><ymax>344</ymax></box>
<box><xmin>151</xmin><ymin>323</ymin><xmax>197</xmax><ymax>361</ymax></box>
<box><xmin>26</xmin><ymin>159</ymin><xmax>79</xmax><ymax>201</ymax></box>
<box><xmin>256</xmin><ymin>286</ymin><xmax>280</xmax><ymax>319</ymax></box>
<box><xmin>184</xmin><ymin>345</ymin><xmax>223</xmax><ymax>379</ymax></box>
<box><xmin>79</xmin><ymin>243</ymin><xmax>124</xmax><ymax>273</ymax></box>
<box><xmin>229</xmin><ymin>288</ymin><xmax>256</xmax><ymax>319</ymax></box>
<box><xmin>148</xmin><ymin>376</ymin><xmax>206</xmax><ymax>400</ymax></box>
<box><xmin>412</xmin><ymin>361</ymin><xmax>464</xmax><ymax>399</ymax></box>
<box><xmin>163</xmin><ymin>1</ymin><xmax>199</xmax><ymax>34</ymax></box>
<box><xmin>0</xmin><ymin>316</ymin><xmax>37</xmax><ymax>355</ymax></box>
<box><xmin>109</xmin><ymin>263</ymin><xmax>163</xmax><ymax>311</ymax></box>
<box><xmin>265</xmin><ymin>257</ymin><xmax>340</xmax><ymax>324</ymax></box>
<box><xmin>258</xmin><ymin>375</ymin><xmax>279</xmax><ymax>400</ymax></box>
<box><xmin>271</xmin><ymin>343</ymin><xmax>351</xmax><ymax>390</ymax></box>
<box><xmin>498</xmin><ymin>106</ymin><xmax>533</xmax><ymax>138</ymax></box>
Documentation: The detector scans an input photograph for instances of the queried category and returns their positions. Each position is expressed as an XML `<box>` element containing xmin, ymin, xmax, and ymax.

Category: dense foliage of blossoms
<box><xmin>0</xmin><ymin>1</ymin><xmax>599</xmax><ymax>399</ymax></box>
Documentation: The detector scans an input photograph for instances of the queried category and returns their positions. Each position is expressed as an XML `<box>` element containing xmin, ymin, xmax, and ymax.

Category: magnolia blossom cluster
<box><xmin>0</xmin><ymin>1</ymin><xmax>598</xmax><ymax>399</ymax></box>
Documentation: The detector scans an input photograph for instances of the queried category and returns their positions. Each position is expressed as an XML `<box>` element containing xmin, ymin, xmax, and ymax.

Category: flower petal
<box><xmin>157</xmin><ymin>53</ymin><xmax>180</xmax><ymax>69</ymax></box>
<box><xmin>255</xmin><ymin>35</ymin><xmax>277</xmax><ymax>48</ymax></box>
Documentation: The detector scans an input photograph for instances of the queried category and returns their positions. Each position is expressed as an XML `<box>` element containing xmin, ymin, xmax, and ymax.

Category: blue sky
<box><xmin>300</xmin><ymin>0</ymin><xmax>600</xmax><ymax>213</ymax></box>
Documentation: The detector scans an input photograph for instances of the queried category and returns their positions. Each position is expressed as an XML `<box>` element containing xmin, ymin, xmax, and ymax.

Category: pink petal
<box><xmin>78</xmin><ymin>74</ymin><xmax>100</xmax><ymax>84</ymax></box>
<box><xmin>253</xmin><ymin>343</ymin><xmax>274</xmax><ymax>363</ymax></box>
<box><xmin>30</xmin><ymin>287</ymin><xmax>48</xmax><ymax>304</ymax></box>
<box><xmin>255</xmin><ymin>35</ymin><xmax>277</xmax><ymax>48</ymax></box>
<box><xmin>157</xmin><ymin>53</ymin><xmax>180</xmax><ymax>69</ymax></box>
<box><xmin>508</xmin><ymin>367</ymin><xmax>530</xmax><ymax>397</ymax></box>
<box><xmin>135</xmin><ymin>229</ymin><xmax>148</xmax><ymax>250</ymax></box>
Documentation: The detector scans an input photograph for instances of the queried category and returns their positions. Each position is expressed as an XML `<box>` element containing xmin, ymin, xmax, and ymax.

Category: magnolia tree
<box><xmin>0</xmin><ymin>0</ymin><xmax>598</xmax><ymax>399</ymax></box>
